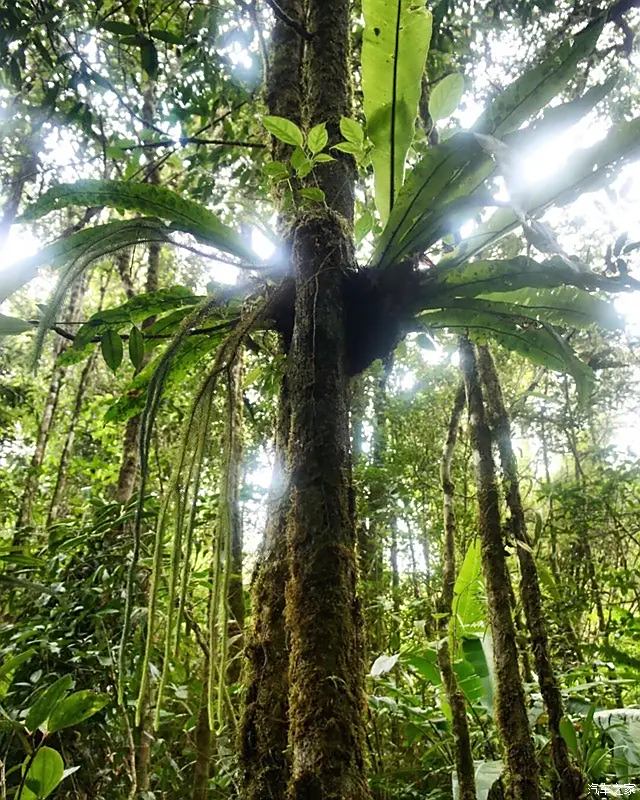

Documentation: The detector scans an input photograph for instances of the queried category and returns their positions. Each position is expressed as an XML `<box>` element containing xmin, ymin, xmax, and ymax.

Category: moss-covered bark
<box><xmin>459</xmin><ymin>338</ymin><xmax>541</xmax><ymax>800</ymax></box>
<box><xmin>438</xmin><ymin>381</ymin><xmax>477</xmax><ymax>800</ymax></box>
<box><xmin>240</xmin><ymin>378</ymin><xmax>291</xmax><ymax>800</ymax></box>
<box><xmin>285</xmin><ymin>212</ymin><xmax>368</xmax><ymax>800</ymax></box>
<box><xmin>477</xmin><ymin>346</ymin><xmax>582</xmax><ymax>800</ymax></box>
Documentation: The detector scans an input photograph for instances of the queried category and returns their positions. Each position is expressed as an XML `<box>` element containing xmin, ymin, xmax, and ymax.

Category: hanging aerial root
<box><xmin>119</xmin><ymin>295</ymin><xmax>270</xmax><ymax>726</ymax></box>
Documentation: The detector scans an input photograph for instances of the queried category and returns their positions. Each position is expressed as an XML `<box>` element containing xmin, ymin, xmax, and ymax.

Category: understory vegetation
<box><xmin>1</xmin><ymin>1</ymin><xmax>640</xmax><ymax>798</ymax></box>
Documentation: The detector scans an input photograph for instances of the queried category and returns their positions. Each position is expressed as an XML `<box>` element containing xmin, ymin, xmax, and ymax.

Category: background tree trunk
<box><xmin>459</xmin><ymin>337</ymin><xmax>541</xmax><ymax>800</ymax></box>
<box><xmin>438</xmin><ymin>381</ymin><xmax>477</xmax><ymax>800</ymax></box>
<box><xmin>477</xmin><ymin>346</ymin><xmax>582</xmax><ymax>800</ymax></box>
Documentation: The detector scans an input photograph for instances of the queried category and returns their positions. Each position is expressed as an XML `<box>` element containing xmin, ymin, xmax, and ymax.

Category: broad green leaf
<box><xmin>559</xmin><ymin>716</ymin><xmax>579</xmax><ymax>756</ymax></box>
<box><xmin>140</xmin><ymin>38</ymin><xmax>159</xmax><ymax>78</ymax></box>
<box><xmin>299</xmin><ymin>187</ymin><xmax>325</xmax><ymax>203</ymax></box>
<box><xmin>307</xmin><ymin>123</ymin><xmax>328</xmax><ymax>154</ymax></box>
<box><xmin>22</xmin><ymin>747</ymin><xmax>64</xmax><ymax>800</ymax></box>
<box><xmin>20</xmin><ymin>181</ymin><xmax>255</xmax><ymax>261</ymax></box>
<box><xmin>129</xmin><ymin>326</ymin><xmax>145</xmax><ymax>370</ymax></box>
<box><xmin>99</xmin><ymin>21</ymin><xmax>138</xmax><ymax>35</ymax></box>
<box><xmin>0</xmin><ymin>313</ymin><xmax>32</xmax><ymax>336</ymax></box>
<box><xmin>373</xmin><ymin>26</ymin><xmax>611</xmax><ymax>269</ymax></box>
<box><xmin>477</xmin><ymin>286</ymin><xmax>622</xmax><ymax>330</ymax></box>
<box><xmin>451</xmin><ymin>540</ymin><xmax>484</xmax><ymax>639</ymax></box>
<box><xmin>46</xmin><ymin>690</ymin><xmax>110</xmax><ymax>733</ymax></box>
<box><xmin>340</xmin><ymin>117</ymin><xmax>365</xmax><ymax>144</ymax></box>
<box><xmin>263</xmin><ymin>115</ymin><xmax>304</xmax><ymax>147</ymax></box>
<box><xmin>0</xmin><ymin>649</ymin><xmax>36</xmax><ymax>699</ymax></box>
<box><xmin>25</xmin><ymin>675</ymin><xmax>73</xmax><ymax>733</ymax></box>
<box><xmin>404</xmin><ymin>649</ymin><xmax>441</xmax><ymax>685</ymax></box>
<box><xmin>430</xmin><ymin>256</ymin><xmax>636</xmax><ymax>301</ymax></box>
<box><xmin>474</xmin><ymin>19</ymin><xmax>603</xmax><ymax>136</ymax></box>
<box><xmin>150</xmin><ymin>28</ymin><xmax>183</xmax><ymax>45</ymax></box>
<box><xmin>0</xmin><ymin>219</ymin><xmax>171</xmax><ymax>303</ymax></box>
<box><xmin>362</xmin><ymin>0</ymin><xmax>432</xmax><ymax>222</ymax></box>
<box><xmin>430</xmin><ymin>73</ymin><xmax>465</xmax><ymax>121</ymax></box>
<box><xmin>101</xmin><ymin>330</ymin><xmax>123</xmax><ymax>372</ymax></box>
<box><xmin>462</xmin><ymin>635</ymin><xmax>493</xmax><ymax>712</ymax></box>
<box><xmin>421</xmin><ymin>306</ymin><xmax>595</xmax><ymax>396</ymax></box>
<box><xmin>372</xmin><ymin>131</ymin><xmax>488</xmax><ymax>267</ymax></box>
<box><xmin>453</xmin><ymin>658</ymin><xmax>485</xmax><ymax>706</ymax></box>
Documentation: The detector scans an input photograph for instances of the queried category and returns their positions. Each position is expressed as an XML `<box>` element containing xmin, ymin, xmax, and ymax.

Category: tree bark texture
<box><xmin>239</xmin><ymin>377</ymin><xmax>292</xmax><ymax>800</ymax></box>
<box><xmin>477</xmin><ymin>346</ymin><xmax>582</xmax><ymax>800</ymax></box>
<box><xmin>226</xmin><ymin>354</ymin><xmax>246</xmax><ymax>687</ymax></box>
<box><xmin>282</xmin><ymin>0</ymin><xmax>369</xmax><ymax>794</ymax></box>
<box><xmin>459</xmin><ymin>337</ymin><xmax>541</xmax><ymax>800</ymax></box>
<box><xmin>238</xmin><ymin>1</ymin><xmax>305</xmax><ymax>795</ymax></box>
<box><xmin>438</xmin><ymin>381</ymin><xmax>477</xmax><ymax>800</ymax></box>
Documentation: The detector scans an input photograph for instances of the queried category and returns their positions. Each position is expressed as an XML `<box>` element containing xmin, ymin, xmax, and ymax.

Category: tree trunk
<box><xmin>226</xmin><ymin>355</ymin><xmax>245</xmax><ymax>687</ymax></box>
<box><xmin>239</xmin><ymin>377</ymin><xmax>292</xmax><ymax>800</ymax></box>
<box><xmin>46</xmin><ymin>352</ymin><xmax>97</xmax><ymax>528</ymax></box>
<box><xmin>459</xmin><ymin>338</ymin><xmax>540</xmax><ymax>800</ymax></box>
<box><xmin>282</xmin><ymin>0</ymin><xmax>369</xmax><ymax>794</ymax></box>
<box><xmin>438</xmin><ymin>381</ymin><xmax>477</xmax><ymax>800</ymax></box>
<box><xmin>477</xmin><ymin>346</ymin><xmax>582</xmax><ymax>800</ymax></box>
<box><xmin>238</xmin><ymin>0</ymin><xmax>304</xmax><ymax>794</ymax></box>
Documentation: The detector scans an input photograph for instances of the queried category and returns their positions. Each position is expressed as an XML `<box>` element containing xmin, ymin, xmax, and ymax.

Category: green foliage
<box><xmin>361</xmin><ymin>0</ymin><xmax>432</xmax><ymax>222</ymax></box>
<box><xmin>429</xmin><ymin>73</ymin><xmax>465</xmax><ymax>122</ymax></box>
<box><xmin>21</xmin><ymin>747</ymin><xmax>65</xmax><ymax>800</ymax></box>
<box><xmin>21</xmin><ymin>180</ymin><xmax>255</xmax><ymax>261</ymax></box>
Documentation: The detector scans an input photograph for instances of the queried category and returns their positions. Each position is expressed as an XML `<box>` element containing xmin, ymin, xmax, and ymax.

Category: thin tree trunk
<box><xmin>438</xmin><ymin>381</ymin><xmax>477</xmax><ymax>800</ymax></box>
<box><xmin>238</xmin><ymin>1</ymin><xmax>304</xmax><ymax>795</ymax></box>
<box><xmin>459</xmin><ymin>338</ymin><xmax>541</xmax><ymax>800</ymax></box>
<box><xmin>226</xmin><ymin>355</ymin><xmax>245</xmax><ymax>687</ymax></box>
<box><xmin>192</xmin><ymin>668</ymin><xmax>211</xmax><ymax>800</ymax></box>
<box><xmin>46</xmin><ymin>352</ymin><xmax>97</xmax><ymax>528</ymax></box>
<box><xmin>239</xmin><ymin>376</ymin><xmax>292</xmax><ymax>800</ymax></box>
<box><xmin>478</xmin><ymin>346</ymin><xmax>583</xmax><ymax>800</ymax></box>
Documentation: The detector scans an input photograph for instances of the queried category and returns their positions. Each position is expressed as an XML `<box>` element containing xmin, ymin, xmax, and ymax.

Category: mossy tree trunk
<box><xmin>459</xmin><ymin>338</ymin><xmax>541</xmax><ymax>800</ymax></box>
<box><xmin>282</xmin><ymin>0</ymin><xmax>369</xmax><ymax>795</ymax></box>
<box><xmin>438</xmin><ymin>381</ymin><xmax>477</xmax><ymax>800</ymax></box>
<box><xmin>238</xmin><ymin>1</ymin><xmax>304</xmax><ymax>796</ymax></box>
<box><xmin>477</xmin><ymin>346</ymin><xmax>582</xmax><ymax>800</ymax></box>
<box><xmin>240</xmin><ymin>377</ymin><xmax>292</xmax><ymax>799</ymax></box>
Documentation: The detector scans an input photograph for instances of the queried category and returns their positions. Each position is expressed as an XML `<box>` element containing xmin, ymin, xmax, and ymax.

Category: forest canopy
<box><xmin>1</xmin><ymin>1</ymin><xmax>640</xmax><ymax>799</ymax></box>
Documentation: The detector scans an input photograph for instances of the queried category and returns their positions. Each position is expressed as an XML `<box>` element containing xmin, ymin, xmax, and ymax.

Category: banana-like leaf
<box><xmin>423</xmin><ymin>255</ymin><xmax>637</xmax><ymax>300</ymax></box>
<box><xmin>0</xmin><ymin>218</ymin><xmax>170</xmax><ymax>302</ymax></box>
<box><xmin>20</xmin><ymin>180</ymin><xmax>256</xmax><ymax>261</ymax></box>
<box><xmin>476</xmin><ymin>287</ymin><xmax>622</xmax><ymax>330</ymax></box>
<box><xmin>473</xmin><ymin>19</ymin><xmax>603</xmax><ymax>136</ymax></box>
<box><xmin>423</xmin><ymin>294</ymin><xmax>620</xmax><ymax>333</ymax></box>
<box><xmin>439</xmin><ymin>115</ymin><xmax>640</xmax><ymax>270</ymax></box>
<box><xmin>372</xmin><ymin>24</ymin><xmax>610</xmax><ymax>269</ymax></box>
<box><xmin>362</xmin><ymin>0</ymin><xmax>432</xmax><ymax>223</ymax></box>
<box><xmin>420</xmin><ymin>306</ymin><xmax>594</xmax><ymax>395</ymax></box>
